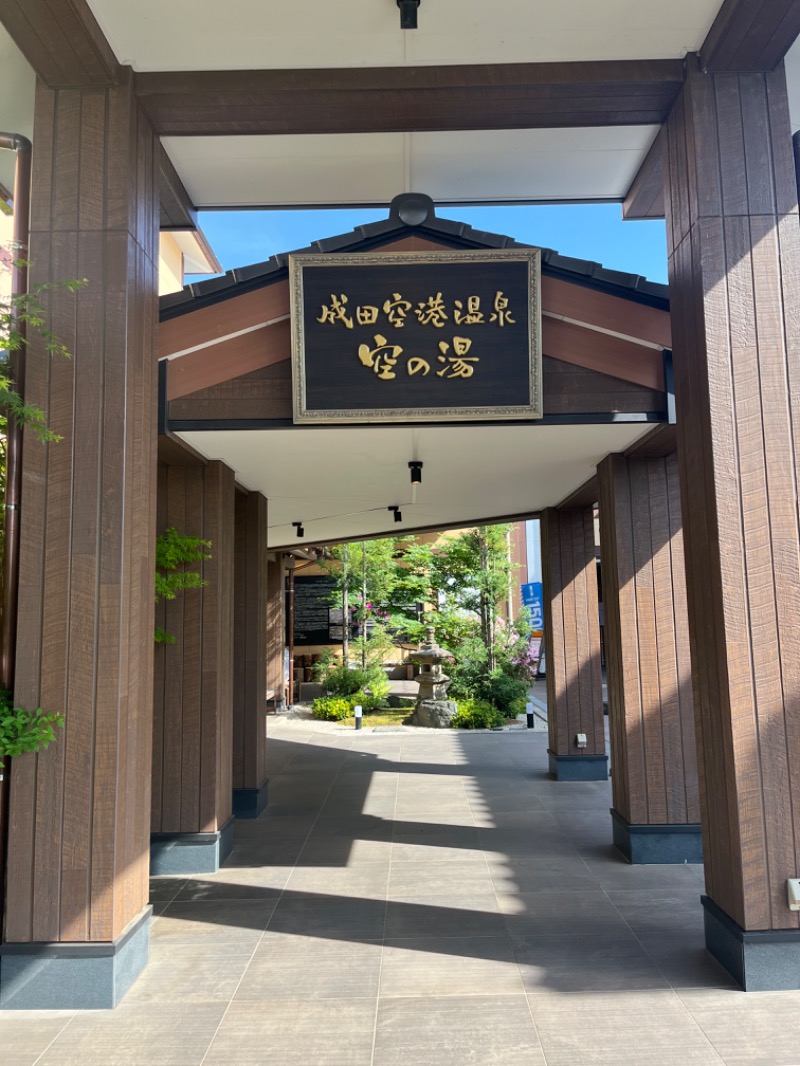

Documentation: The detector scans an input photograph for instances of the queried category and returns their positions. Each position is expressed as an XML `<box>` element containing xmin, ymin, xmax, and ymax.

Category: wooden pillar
<box><xmin>664</xmin><ymin>55</ymin><xmax>800</xmax><ymax>988</ymax></box>
<box><xmin>598</xmin><ymin>453</ymin><xmax>700</xmax><ymax>863</ymax></box>
<box><xmin>151</xmin><ymin>460</ymin><xmax>235</xmax><ymax>874</ymax></box>
<box><xmin>0</xmin><ymin>72</ymin><xmax>159</xmax><ymax>1009</ymax></box>
<box><xmin>541</xmin><ymin>508</ymin><xmax>606</xmax><ymax>780</ymax></box>
<box><xmin>266</xmin><ymin>556</ymin><xmax>286</xmax><ymax>710</ymax></box>
<box><xmin>232</xmin><ymin>491</ymin><xmax>269</xmax><ymax>819</ymax></box>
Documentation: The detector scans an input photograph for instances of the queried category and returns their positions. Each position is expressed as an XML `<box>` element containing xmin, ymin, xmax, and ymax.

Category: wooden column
<box><xmin>266</xmin><ymin>557</ymin><xmax>286</xmax><ymax>709</ymax></box>
<box><xmin>151</xmin><ymin>460</ymin><xmax>235</xmax><ymax>873</ymax></box>
<box><xmin>541</xmin><ymin>508</ymin><xmax>606</xmax><ymax>780</ymax></box>
<box><xmin>598</xmin><ymin>454</ymin><xmax>700</xmax><ymax>863</ymax></box>
<box><xmin>232</xmin><ymin>490</ymin><xmax>269</xmax><ymax>819</ymax></box>
<box><xmin>664</xmin><ymin>55</ymin><xmax>800</xmax><ymax>987</ymax></box>
<box><xmin>0</xmin><ymin>72</ymin><xmax>159</xmax><ymax>1009</ymax></box>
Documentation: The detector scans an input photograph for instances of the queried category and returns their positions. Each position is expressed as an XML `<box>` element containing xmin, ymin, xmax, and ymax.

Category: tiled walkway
<box><xmin>5</xmin><ymin>724</ymin><xmax>800</xmax><ymax>1065</ymax></box>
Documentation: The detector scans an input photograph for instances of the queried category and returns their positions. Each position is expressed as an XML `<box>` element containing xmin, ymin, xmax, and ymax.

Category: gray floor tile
<box><xmin>387</xmin><ymin>859</ymin><xmax>494</xmax><ymax>898</ymax></box>
<box><xmin>679</xmin><ymin>990</ymin><xmax>800</xmax><ymax>1064</ymax></box>
<box><xmin>284</xmin><ymin>862</ymin><xmax>390</xmax><ymax>897</ymax></box>
<box><xmin>148</xmin><ymin>877</ymin><xmax>187</xmax><ymax>902</ymax></box>
<box><xmin>0</xmin><ymin>1016</ymin><xmax>74</xmax><ymax>1060</ymax></box>
<box><xmin>151</xmin><ymin>898</ymin><xmax>277</xmax><ymax>946</ymax></box>
<box><xmin>499</xmin><ymin>893</ymin><xmax>630</xmax><ymax>936</ymax></box>
<box><xmin>29</xmin><ymin>728</ymin><xmax>800</xmax><ymax>1066</ymax></box>
<box><xmin>37</xmin><ymin>1004</ymin><xmax>226</xmax><ymax>1066</ymax></box>
<box><xmin>385</xmin><ymin>893</ymin><xmax>505</xmax><ymax>938</ymax></box>
<box><xmin>202</xmin><ymin>999</ymin><xmax>376</xmax><ymax>1066</ymax></box>
<box><xmin>233</xmin><ymin>949</ymin><xmax>382</xmax><ymax>1000</ymax></box>
<box><xmin>267</xmin><ymin>895</ymin><xmax>387</xmax><ymax>940</ymax></box>
<box><xmin>175</xmin><ymin>869</ymin><xmax>289</xmax><ymax>900</ymax></box>
<box><xmin>380</xmin><ymin>936</ymin><xmax>524</xmax><ymax>996</ymax></box>
<box><xmin>253</xmin><ymin>933</ymin><xmax>384</xmax><ymax>960</ymax></box>
<box><xmin>512</xmin><ymin>931</ymin><xmax>671</xmax><ymax>992</ymax></box>
<box><xmin>122</xmin><ymin>952</ymin><xmax>252</xmax><ymax>1003</ymax></box>
<box><xmin>374</xmin><ymin>994</ymin><xmax>545</xmax><ymax>1065</ymax></box>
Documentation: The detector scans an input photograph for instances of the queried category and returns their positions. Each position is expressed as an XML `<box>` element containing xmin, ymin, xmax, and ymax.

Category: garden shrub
<box><xmin>483</xmin><ymin>668</ymin><xmax>528</xmax><ymax>713</ymax></box>
<box><xmin>508</xmin><ymin>696</ymin><xmax>529</xmax><ymax>719</ymax></box>
<box><xmin>311</xmin><ymin>691</ymin><xmax>385</xmax><ymax>720</ymax></box>
<box><xmin>311</xmin><ymin>696</ymin><xmax>353</xmax><ymax>721</ymax></box>
<box><xmin>324</xmin><ymin>665</ymin><xmax>372</xmax><ymax>696</ymax></box>
<box><xmin>451</xmin><ymin>698</ymin><xmax>505</xmax><ymax>730</ymax></box>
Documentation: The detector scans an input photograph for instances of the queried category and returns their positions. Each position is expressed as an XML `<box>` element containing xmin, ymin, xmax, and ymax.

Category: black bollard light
<box><xmin>354</xmin><ymin>704</ymin><xmax>363</xmax><ymax>730</ymax></box>
<box><xmin>526</xmin><ymin>701</ymin><xmax>534</xmax><ymax>729</ymax></box>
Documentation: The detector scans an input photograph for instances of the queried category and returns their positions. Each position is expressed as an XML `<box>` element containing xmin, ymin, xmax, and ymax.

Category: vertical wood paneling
<box><xmin>180</xmin><ymin>468</ymin><xmax>203</xmax><ymax>831</ymax></box>
<box><xmin>150</xmin><ymin>457</ymin><xmax>235</xmax><ymax>838</ymax></box>
<box><xmin>5</xmin><ymin>71</ymin><xmax>158</xmax><ymax>943</ymax></box>
<box><xmin>232</xmin><ymin>492</ymin><xmax>268</xmax><ymax>792</ymax></box>
<box><xmin>598</xmin><ymin>455</ymin><xmax>698</xmax><ymax>828</ymax></box>
<box><xmin>541</xmin><ymin>509</ymin><xmax>604</xmax><ymax>757</ymax></box>
<box><xmin>266</xmin><ymin>558</ymin><xmax>285</xmax><ymax>706</ymax></box>
<box><xmin>664</xmin><ymin>56</ymin><xmax>800</xmax><ymax>930</ymax></box>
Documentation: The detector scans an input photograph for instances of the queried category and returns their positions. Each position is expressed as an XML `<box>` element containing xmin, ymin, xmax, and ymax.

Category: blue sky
<box><xmin>188</xmin><ymin>203</ymin><xmax>668</xmax><ymax>287</ymax></box>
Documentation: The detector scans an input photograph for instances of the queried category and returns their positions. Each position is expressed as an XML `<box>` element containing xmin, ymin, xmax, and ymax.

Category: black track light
<box><xmin>408</xmin><ymin>460</ymin><xmax>423</xmax><ymax>485</ymax></box>
<box><xmin>389</xmin><ymin>505</ymin><xmax>403</xmax><ymax>523</ymax></box>
<box><xmin>292</xmin><ymin>521</ymin><xmax>305</xmax><ymax>538</ymax></box>
<box><xmin>397</xmin><ymin>0</ymin><xmax>419</xmax><ymax>29</ymax></box>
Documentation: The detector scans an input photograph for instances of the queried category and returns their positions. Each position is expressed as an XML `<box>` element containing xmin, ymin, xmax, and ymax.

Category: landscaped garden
<box><xmin>307</xmin><ymin>524</ymin><xmax>539</xmax><ymax>729</ymax></box>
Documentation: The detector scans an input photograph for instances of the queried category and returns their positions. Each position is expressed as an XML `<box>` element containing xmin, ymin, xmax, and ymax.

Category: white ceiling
<box><xmin>178</xmin><ymin>422</ymin><xmax>652</xmax><ymax>548</ymax></box>
<box><xmin>0</xmin><ymin>26</ymin><xmax>35</xmax><ymax>195</ymax></box>
<box><xmin>163</xmin><ymin>126</ymin><xmax>659</xmax><ymax>208</ymax></box>
<box><xmin>87</xmin><ymin>0</ymin><xmax>722</xmax><ymax>70</ymax></box>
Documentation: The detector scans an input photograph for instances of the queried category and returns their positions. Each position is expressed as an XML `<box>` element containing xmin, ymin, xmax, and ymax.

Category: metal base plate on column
<box><xmin>0</xmin><ymin>906</ymin><xmax>151</xmax><ymax>1010</ymax></box>
<box><xmin>233</xmin><ymin>779</ymin><xmax>269</xmax><ymax>819</ymax></box>
<box><xmin>548</xmin><ymin>750</ymin><xmax>609</xmax><ymax>781</ymax></box>
<box><xmin>611</xmin><ymin>808</ymin><xmax>703</xmax><ymax>864</ymax></box>
<box><xmin>702</xmin><ymin>895</ymin><xmax>800</xmax><ymax>991</ymax></box>
<box><xmin>150</xmin><ymin>816</ymin><xmax>235</xmax><ymax>875</ymax></box>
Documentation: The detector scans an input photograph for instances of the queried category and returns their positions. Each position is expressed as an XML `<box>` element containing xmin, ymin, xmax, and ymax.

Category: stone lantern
<box><xmin>409</xmin><ymin>626</ymin><xmax>458</xmax><ymax>727</ymax></box>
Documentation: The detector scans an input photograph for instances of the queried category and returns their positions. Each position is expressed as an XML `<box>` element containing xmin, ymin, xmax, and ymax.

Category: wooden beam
<box><xmin>166</xmin><ymin>320</ymin><xmax>290</xmax><ymax>399</ymax></box>
<box><xmin>557</xmin><ymin>476</ymin><xmax>598</xmax><ymax>511</ymax></box>
<box><xmin>159</xmin><ymin>145</ymin><xmax>197</xmax><ymax>229</ymax></box>
<box><xmin>542</xmin><ymin>275</ymin><xmax>671</xmax><ymax>347</ymax></box>
<box><xmin>622</xmin><ymin>130</ymin><xmax>665</xmax><ymax>220</ymax></box>
<box><xmin>0</xmin><ymin>0</ymin><xmax>119</xmax><ymax>88</ymax></box>
<box><xmin>136</xmin><ymin>60</ymin><xmax>685</xmax><ymax>136</ymax></box>
<box><xmin>542</xmin><ymin>317</ymin><xmax>665</xmax><ymax>392</ymax></box>
<box><xmin>701</xmin><ymin>0</ymin><xmax>800</xmax><ymax>72</ymax></box>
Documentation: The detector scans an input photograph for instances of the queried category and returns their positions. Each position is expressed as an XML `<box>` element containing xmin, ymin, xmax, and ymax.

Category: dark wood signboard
<box><xmin>291</xmin><ymin>575</ymin><xmax>343</xmax><ymax>646</ymax></box>
<box><xmin>289</xmin><ymin>249</ymin><xmax>541</xmax><ymax>423</ymax></box>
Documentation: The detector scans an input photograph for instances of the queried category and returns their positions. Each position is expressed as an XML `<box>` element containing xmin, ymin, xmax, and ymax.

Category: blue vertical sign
<box><xmin>521</xmin><ymin>582</ymin><xmax>544</xmax><ymax>632</ymax></box>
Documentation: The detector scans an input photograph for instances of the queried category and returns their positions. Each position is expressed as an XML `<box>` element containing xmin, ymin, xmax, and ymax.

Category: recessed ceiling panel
<box><xmin>88</xmin><ymin>0</ymin><xmax>723</xmax><ymax>71</ymax></box>
<box><xmin>162</xmin><ymin>126</ymin><xmax>659</xmax><ymax>208</ymax></box>
<box><xmin>178</xmin><ymin>423</ymin><xmax>652</xmax><ymax>547</ymax></box>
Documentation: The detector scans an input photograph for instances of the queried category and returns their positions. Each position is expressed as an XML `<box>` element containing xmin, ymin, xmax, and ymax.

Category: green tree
<box><xmin>391</xmin><ymin>525</ymin><xmax>519</xmax><ymax>671</ymax></box>
<box><xmin>154</xmin><ymin>527</ymin><xmax>212</xmax><ymax>644</ymax></box>
<box><xmin>0</xmin><ymin>249</ymin><xmax>85</xmax><ymax>763</ymax></box>
<box><xmin>318</xmin><ymin>537</ymin><xmax>400</xmax><ymax>667</ymax></box>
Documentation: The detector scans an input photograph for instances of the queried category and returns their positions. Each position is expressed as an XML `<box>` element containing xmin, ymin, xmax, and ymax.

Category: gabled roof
<box><xmin>160</xmin><ymin>194</ymin><xmax>668</xmax><ymax>321</ymax></box>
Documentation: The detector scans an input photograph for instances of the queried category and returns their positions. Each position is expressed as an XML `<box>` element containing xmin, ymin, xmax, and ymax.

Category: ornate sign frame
<box><xmin>289</xmin><ymin>248</ymin><xmax>542</xmax><ymax>424</ymax></box>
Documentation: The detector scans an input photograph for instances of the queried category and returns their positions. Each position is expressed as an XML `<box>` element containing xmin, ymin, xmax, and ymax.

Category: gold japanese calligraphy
<box><xmin>317</xmin><ymin>293</ymin><xmax>354</xmax><ymax>329</ymax></box>
<box><xmin>358</xmin><ymin>334</ymin><xmax>404</xmax><ymax>380</ymax></box>
<box><xmin>490</xmin><ymin>290</ymin><xmax>515</xmax><ymax>327</ymax></box>
<box><xmin>453</xmin><ymin>296</ymin><xmax>485</xmax><ymax>325</ymax></box>
<box><xmin>415</xmin><ymin>292</ymin><xmax>448</xmax><ymax>328</ymax></box>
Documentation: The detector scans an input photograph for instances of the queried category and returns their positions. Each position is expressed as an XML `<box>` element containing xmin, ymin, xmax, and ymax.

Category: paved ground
<box><xmin>4</xmin><ymin>724</ymin><xmax>800</xmax><ymax>1065</ymax></box>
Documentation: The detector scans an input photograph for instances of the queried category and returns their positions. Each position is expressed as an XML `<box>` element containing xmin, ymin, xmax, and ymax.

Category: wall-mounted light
<box><xmin>292</xmin><ymin>521</ymin><xmax>305</xmax><ymax>538</ymax></box>
<box><xmin>408</xmin><ymin>461</ymin><xmax>423</xmax><ymax>485</ymax></box>
<box><xmin>388</xmin><ymin>505</ymin><xmax>403</xmax><ymax>523</ymax></box>
<box><xmin>397</xmin><ymin>0</ymin><xmax>420</xmax><ymax>29</ymax></box>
